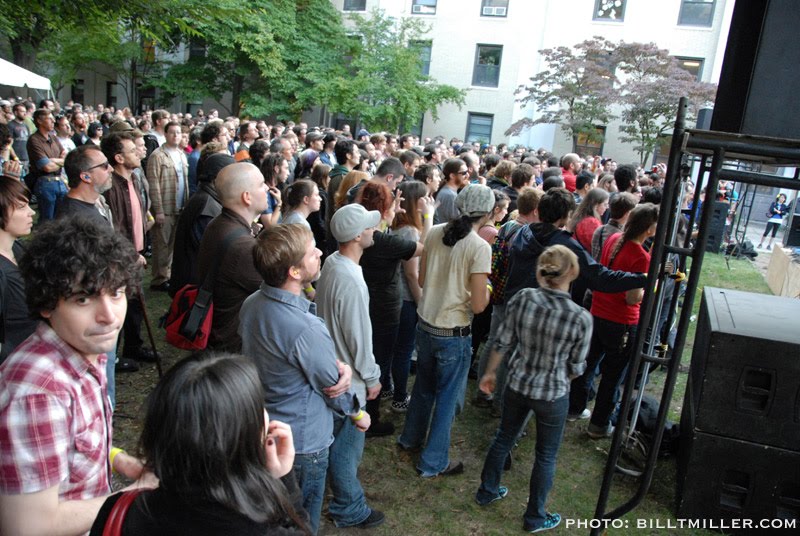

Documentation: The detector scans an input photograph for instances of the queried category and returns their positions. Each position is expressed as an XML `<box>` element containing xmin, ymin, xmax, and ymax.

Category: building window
<box><xmin>678</xmin><ymin>0</ymin><xmax>715</xmax><ymax>27</ymax></box>
<box><xmin>466</xmin><ymin>113</ymin><xmax>494</xmax><ymax>143</ymax></box>
<box><xmin>71</xmin><ymin>79</ymin><xmax>85</xmax><ymax>105</ymax></box>
<box><xmin>343</xmin><ymin>0</ymin><xmax>367</xmax><ymax>12</ymax></box>
<box><xmin>411</xmin><ymin>0</ymin><xmax>437</xmax><ymax>15</ymax></box>
<box><xmin>188</xmin><ymin>39</ymin><xmax>206</xmax><ymax>60</ymax></box>
<box><xmin>472</xmin><ymin>45</ymin><xmax>502</xmax><ymax>87</ymax></box>
<box><xmin>593</xmin><ymin>0</ymin><xmax>626</xmax><ymax>21</ymax></box>
<box><xmin>411</xmin><ymin>41</ymin><xmax>432</xmax><ymax>76</ymax></box>
<box><xmin>675</xmin><ymin>57</ymin><xmax>704</xmax><ymax>80</ymax></box>
<box><xmin>481</xmin><ymin>0</ymin><xmax>509</xmax><ymax>17</ymax></box>
<box><xmin>575</xmin><ymin>126</ymin><xmax>606</xmax><ymax>157</ymax></box>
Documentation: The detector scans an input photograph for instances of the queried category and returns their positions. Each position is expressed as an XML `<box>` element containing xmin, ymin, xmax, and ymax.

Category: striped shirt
<box><xmin>494</xmin><ymin>287</ymin><xmax>592</xmax><ymax>401</ymax></box>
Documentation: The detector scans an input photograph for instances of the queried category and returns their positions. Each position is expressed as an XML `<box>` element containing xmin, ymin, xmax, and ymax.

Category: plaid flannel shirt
<box><xmin>0</xmin><ymin>323</ymin><xmax>112</xmax><ymax>500</ymax></box>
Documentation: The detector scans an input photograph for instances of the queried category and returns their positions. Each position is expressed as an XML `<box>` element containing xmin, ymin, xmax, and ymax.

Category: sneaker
<box><xmin>473</xmin><ymin>394</ymin><xmax>493</xmax><ymax>408</ymax></box>
<box><xmin>476</xmin><ymin>486</ymin><xmax>508</xmax><ymax>506</ymax></box>
<box><xmin>391</xmin><ymin>395</ymin><xmax>410</xmax><ymax>413</ymax></box>
<box><xmin>766</xmin><ymin>244</ymin><xmax>772</xmax><ymax>250</ymax></box>
<box><xmin>380</xmin><ymin>389</ymin><xmax>394</xmax><ymax>401</ymax></box>
<box><xmin>567</xmin><ymin>409</ymin><xmax>591</xmax><ymax>422</ymax></box>
<box><xmin>352</xmin><ymin>509</ymin><xmax>385</xmax><ymax>529</ymax></box>
<box><xmin>365</xmin><ymin>420</ymin><xmax>395</xmax><ymax>438</ymax></box>
<box><xmin>525</xmin><ymin>512</ymin><xmax>562</xmax><ymax>533</ymax></box>
<box><xmin>587</xmin><ymin>424</ymin><xmax>614</xmax><ymax>439</ymax></box>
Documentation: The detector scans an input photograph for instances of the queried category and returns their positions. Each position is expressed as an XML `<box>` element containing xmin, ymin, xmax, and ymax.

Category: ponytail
<box><xmin>443</xmin><ymin>215</ymin><xmax>481</xmax><ymax>246</ymax></box>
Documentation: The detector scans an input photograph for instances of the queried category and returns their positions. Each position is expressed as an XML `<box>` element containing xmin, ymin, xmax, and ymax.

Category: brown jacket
<box><xmin>104</xmin><ymin>171</ymin><xmax>148</xmax><ymax>251</ymax></box>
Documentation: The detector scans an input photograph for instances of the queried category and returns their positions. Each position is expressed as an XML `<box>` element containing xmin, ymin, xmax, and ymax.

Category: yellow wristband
<box><xmin>486</xmin><ymin>283</ymin><xmax>494</xmax><ymax>293</ymax></box>
<box><xmin>109</xmin><ymin>447</ymin><xmax>124</xmax><ymax>473</ymax></box>
<box><xmin>352</xmin><ymin>410</ymin><xmax>365</xmax><ymax>421</ymax></box>
<box><xmin>423</xmin><ymin>213</ymin><xmax>432</xmax><ymax>219</ymax></box>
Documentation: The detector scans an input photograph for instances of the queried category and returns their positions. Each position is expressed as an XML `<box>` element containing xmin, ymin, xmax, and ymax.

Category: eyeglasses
<box><xmin>86</xmin><ymin>161</ymin><xmax>111</xmax><ymax>171</ymax></box>
<box><xmin>457</xmin><ymin>170</ymin><xmax>469</xmax><ymax>175</ymax></box>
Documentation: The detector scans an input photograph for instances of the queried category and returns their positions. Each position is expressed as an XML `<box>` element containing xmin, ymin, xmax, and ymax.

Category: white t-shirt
<box><xmin>166</xmin><ymin>147</ymin><xmax>186</xmax><ymax>210</ymax></box>
<box><xmin>418</xmin><ymin>224</ymin><xmax>491</xmax><ymax>328</ymax></box>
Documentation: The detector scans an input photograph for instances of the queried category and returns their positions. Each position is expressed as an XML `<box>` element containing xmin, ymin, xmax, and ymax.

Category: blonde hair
<box><xmin>536</xmin><ymin>245</ymin><xmax>579</xmax><ymax>288</ymax></box>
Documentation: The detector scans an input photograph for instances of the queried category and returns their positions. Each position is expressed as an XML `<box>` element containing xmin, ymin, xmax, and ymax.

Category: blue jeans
<box><xmin>35</xmin><ymin>178</ymin><xmax>68</xmax><ymax>221</ymax></box>
<box><xmin>293</xmin><ymin>447</ymin><xmax>330</xmax><ymax>535</ymax></box>
<box><xmin>328</xmin><ymin>414</ymin><xmax>371</xmax><ymax>527</ymax></box>
<box><xmin>476</xmin><ymin>389</ymin><xmax>568</xmax><ymax>530</ymax></box>
<box><xmin>398</xmin><ymin>327</ymin><xmax>471</xmax><ymax>476</ymax></box>
<box><xmin>390</xmin><ymin>300</ymin><xmax>417</xmax><ymax>401</ymax></box>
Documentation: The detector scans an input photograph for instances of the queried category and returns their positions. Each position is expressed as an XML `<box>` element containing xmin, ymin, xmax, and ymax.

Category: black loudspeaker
<box><xmin>677</xmin><ymin>288</ymin><xmax>800</xmax><ymax>527</ymax></box>
<box><xmin>710</xmin><ymin>0</ymin><xmax>800</xmax><ymax>139</ymax></box>
<box><xmin>683</xmin><ymin>287</ymin><xmax>800</xmax><ymax>450</ymax></box>
<box><xmin>784</xmin><ymin>206</ymin><xmax>800</xmax><ymax>248</ymax></box>
<box><xmin>676</xmin><ymin>431</ymin><xmax>800</xmax><ymax>524</ymax></box>
<box><xmin>704</xmin><ymin>201</ymin><xmax>728</xmax><ymax>253</ymax></box>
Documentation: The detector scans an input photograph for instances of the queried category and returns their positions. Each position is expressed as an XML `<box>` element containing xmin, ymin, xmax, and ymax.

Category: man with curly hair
<box><xmin>0</xmin><ymin>216</ymin><xmax>152</xmax><ymax>536</ymax></box>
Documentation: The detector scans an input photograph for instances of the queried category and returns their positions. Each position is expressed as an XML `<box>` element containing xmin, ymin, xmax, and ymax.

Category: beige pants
<box><xmin>151</xmin><ymin>214</ymin><xmax>177</xmax><ymax>285</ymax></box>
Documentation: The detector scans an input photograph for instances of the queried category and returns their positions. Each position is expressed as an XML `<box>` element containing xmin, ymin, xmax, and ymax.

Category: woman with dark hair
<box><xmin>294</xmin><ymin>149</ymin><xmax>320</xmax><ymax>180</ymax></box>
<box><xmin>0</xmin><ymin>177</ymin><xmax>37</xmax><ymax>362</ymax></box>
<box><xmin>280</xmin><ymin>179</ymin><xmax>321</xmax><ymax>229</ymax></box>
<box><xmin>399</xmin><ymin>184</ymin><xmax>494</xmax><ymax>476</ymax></box>
<box><xmin>476</xmin><ymin>246</ymin><xmax>591</xmax><ymax>533</ymax></box>
<box><xmin>572</xmin><ymin>203</ymin><xmax>659</xmax><ymax>440</ymax></box>
<box><xmin>307</xmin><ymin>164</ymin><xmax>331</xmax><ymax>258</ymax></box>
<box><xmin>259</xmin><ymin>153</ymin><xmax>287</xmax><ymax>228</ymax></box>
<box><xmin>89</xmin><ymin>352</ymin><xmax>310</xmax><ymax>535</ymax></box>
<box><xmin>568</xmin><ymin>188</ymin><xmax>609</xmax><ymax>251</ymax></box>
<box><xmin>388</xmin><ymin>180</ymin><xmax>434</xmax><ymax>412</ymax></box>
<box><xmin>86</xmin><ymin>122</ymin><xmax>103</xmax><ymax>145</ymax></box>
<box><xmin>356</xmin><ymin>181</ymin><xmax>422</xmax><ymax>435</ymax></box>
<box><xmin>758</xmin><ymin>193</ymin><xmax>789</xmax><ymax>250</ymax></box>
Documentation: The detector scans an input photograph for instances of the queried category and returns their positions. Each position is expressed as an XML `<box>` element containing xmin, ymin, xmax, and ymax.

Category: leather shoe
<box><xmin>365</xmin><ymin>420</ymin><xmax>395</xmax><ymax>438</ymax></box>
<box><xmin>351</xmin><ymin>509</ymin><xmax>385</xmax><ymax>529</ymax></box>
<box><xmin>150</xmin><ymin>281</ymin><xmax>170</xmax><ymax>292</ymax></box>
<box><xmin>126</xmin><ymin>347</ymin><xmax>158</xmax><ymax>363</ymax></box>
<box><xmin>115</xmin><ymin>357</ymin><xmax>139</xmax><ymax>373</ymax></box>
<box><xmin>438</xmin><ymin>461</ymin><xmax>464</xmax><ymax>477</ymax></box>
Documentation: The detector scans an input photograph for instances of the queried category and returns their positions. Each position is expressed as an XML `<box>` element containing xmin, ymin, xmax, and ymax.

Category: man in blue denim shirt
<box><xmin>239</xmin><ymin>223</ymin><xmax>367</xmax><ymax>534</ymax></box>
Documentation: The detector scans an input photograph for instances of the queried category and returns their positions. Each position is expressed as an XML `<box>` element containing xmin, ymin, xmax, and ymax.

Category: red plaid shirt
<box><xmin>0</xmin><ymin>323</ymin><xmax>112</xmax><ymax>500</ymax></box>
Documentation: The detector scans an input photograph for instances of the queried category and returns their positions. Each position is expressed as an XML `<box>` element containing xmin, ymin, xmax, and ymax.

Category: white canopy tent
<box><xmin>0</xmin><ymin>58</ymin><xmax>52</xmax><ymax>95</ymax></box>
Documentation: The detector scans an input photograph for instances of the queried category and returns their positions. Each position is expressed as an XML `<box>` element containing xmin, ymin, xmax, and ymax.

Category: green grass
<box><xmin>114</xmin><ymin>252</ymin><xmax>773</xmax><ymax>535</ymax></box>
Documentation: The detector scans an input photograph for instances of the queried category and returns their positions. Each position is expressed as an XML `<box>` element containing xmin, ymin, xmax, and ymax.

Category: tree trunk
<box><xmin>11</xmin><ymin>40</ymin><xmax>38</xmax><ymax>72</ymax></box>
<box><xmin>231</xmin><ymin>73</ymin><xmax>243</xmax><ymax>117</ymax></box>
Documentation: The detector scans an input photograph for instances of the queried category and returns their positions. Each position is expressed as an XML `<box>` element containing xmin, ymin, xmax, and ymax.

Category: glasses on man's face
<box><xmin>457</xmin><ymin>170</ymin><xmax>469</xmax><ymax>175</ymax></box>
<box><xmin>86</xmin><ymin>161</ymin><xmax>111</xmax><ymax>171</ymax></box>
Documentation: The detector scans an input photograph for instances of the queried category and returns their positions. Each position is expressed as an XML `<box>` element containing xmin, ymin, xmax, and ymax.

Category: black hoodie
<box><xmin>504</xmin><ymin>222</ymin><xmax>647</xmax><ymax>305</ymax></box>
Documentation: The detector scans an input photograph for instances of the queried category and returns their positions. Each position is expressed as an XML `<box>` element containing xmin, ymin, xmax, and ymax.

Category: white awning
<box><xmin>0</xmin><ymin>58</ymin><xmax>52</xmax><ymax>91</ymax></box>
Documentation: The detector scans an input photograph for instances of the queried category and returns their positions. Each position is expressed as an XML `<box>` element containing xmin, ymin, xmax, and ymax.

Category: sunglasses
<box><xmin>86</xmin><ymin>161</ymin><xmax>111</xmax><ymax>171</ymax></box>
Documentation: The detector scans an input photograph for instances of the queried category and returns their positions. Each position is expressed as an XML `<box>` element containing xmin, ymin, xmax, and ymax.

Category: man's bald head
<box><xmin>216</xmin><ymin>163</ymin><xmax>262</xmax><ymax>206</ymax></box>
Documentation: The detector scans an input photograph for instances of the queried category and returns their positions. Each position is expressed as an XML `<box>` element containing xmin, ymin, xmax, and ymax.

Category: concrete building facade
<box><xmin>334</xmin><ymin>0</ymin><xmax>734</xmax><ymax>165</ymax></box>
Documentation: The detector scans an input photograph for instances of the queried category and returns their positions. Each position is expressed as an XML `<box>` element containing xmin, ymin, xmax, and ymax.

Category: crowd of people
<box><xmin>0</xmin><ymin>95</ymin><xmax>679</xmax><ymax>534</ymax></box>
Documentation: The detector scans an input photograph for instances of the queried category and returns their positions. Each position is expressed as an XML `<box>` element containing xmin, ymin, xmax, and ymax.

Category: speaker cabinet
<box><xmin>684</xmin><ymin>287</ymin><xmax>800</xmax><ymax>451</ymax></box>
<box><xmin>676</xmin><ymin>431</ymin><xmax>800</xmax><ymax>524</ymax></box>
<box><xmin>784</xmin><ymin>205</ymin><xmax>800</xmax><ymax>248</ymax></box>
<box><xmin>704</xmin><ymin>201</ymin><xmax>729</xmax><ymax>253</ymax></box>
<box><xmin>710</xmin><ymin>0</ymin><xmax>800</xmax><ymax>139</ymax></box>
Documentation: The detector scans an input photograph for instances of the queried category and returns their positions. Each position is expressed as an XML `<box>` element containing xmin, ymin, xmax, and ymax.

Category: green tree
<box><xmin>323</xmin><ymin>9</ymin><xmax>465</xmax><ymax>133</ymax></box>
<box><xmin>615</xmin><ymin>42</ymin><xmax>717</xmax><ymax>165</ymax></box>
<box><xmin>151</xmin><ymin>0</ymin><xmax>347</xmax><ymax>118</ymax></box>
<box><xmin>507</xmin><ymin>37</ymin><xmax>617</xmax><ymax>151</ymax></box>
<box><xmin>0</xmin><ymin>1</ymin><xmax>216</xmax><ymax>71</ymax></box>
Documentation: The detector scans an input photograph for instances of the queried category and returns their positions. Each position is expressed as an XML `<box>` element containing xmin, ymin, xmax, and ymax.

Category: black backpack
<box><xmin>140</xmin><ymin>133</ymin><xmax>160</xmax><ymax>173</ymax></box>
